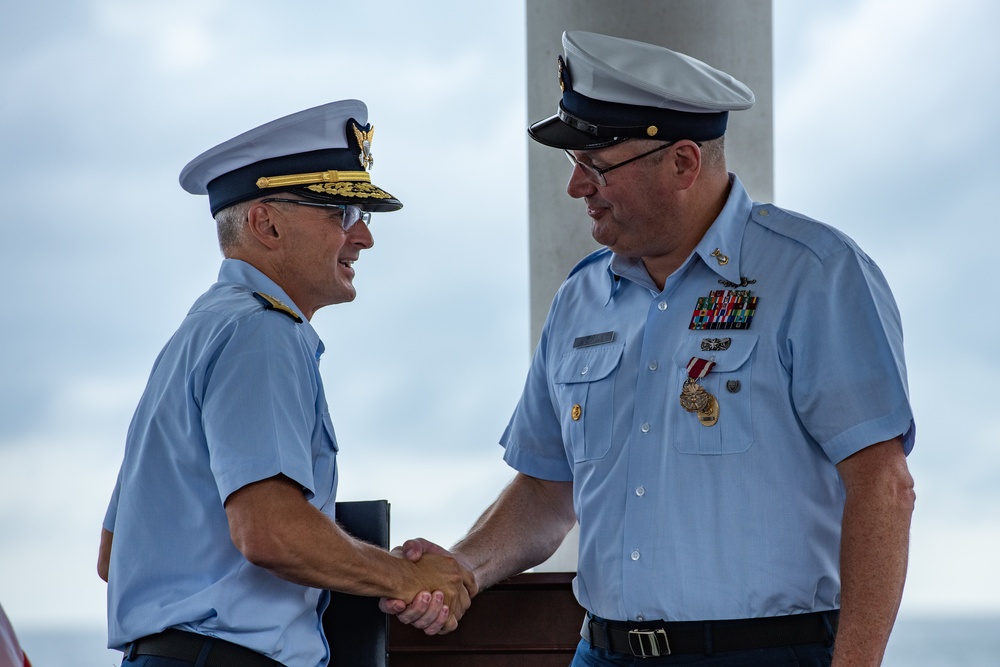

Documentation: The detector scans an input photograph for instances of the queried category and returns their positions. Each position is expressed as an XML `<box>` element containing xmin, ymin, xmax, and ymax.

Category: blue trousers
<box><xmin>569</xmin><ymin>638</ymin><xmax>833</xmax><ymax>666</ymax></box>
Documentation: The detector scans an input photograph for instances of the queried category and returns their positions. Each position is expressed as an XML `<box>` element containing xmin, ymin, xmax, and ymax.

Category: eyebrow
<box><xmin>576</xmin><ymin>148</ymin><xmax>613</xmax><ymax>168</ymax></box>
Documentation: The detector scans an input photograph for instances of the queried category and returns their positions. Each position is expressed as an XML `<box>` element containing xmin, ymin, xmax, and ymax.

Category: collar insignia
<box><xmin>710</xmin><ymin>248</ymin><xmax>729</xmax><ymax>266</ymax></box>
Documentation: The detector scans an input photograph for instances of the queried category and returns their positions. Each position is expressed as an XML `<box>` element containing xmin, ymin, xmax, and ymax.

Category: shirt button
<box><xmin>636</xmin><ymin>486</ymin><xmax>645</xmax><ymax>497</ymax></box>
<box><xmin>657</xmin><ymin>301</ymin><xmax>668</xmax><ymax>311</ymax></box>
<box><xmin>631</xmin><ymin>550</ymin><xmax>640</xmax><ymax>561</ymax></box>
<box><xmin>640</xmin><ymin>422</ymin><xmax>650</xmax><ymax>433</ymax></box>
<box><xmin>648</xmin><ymin>360</ymin><xmax>658</xmax><ymax>371</ymax></box>
<box><xmin>580</xmin><ymin>365</ymin><xmax>589</xmax><ymax>376</ymax></box>
<box><xmin>636</xmin><ymin>614</ymin><xmax>645</xmax><ymax>622</ymax></box>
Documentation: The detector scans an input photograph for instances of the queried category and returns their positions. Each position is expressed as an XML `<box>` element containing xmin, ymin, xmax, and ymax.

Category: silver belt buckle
<box><xmin>627</xmin><ymin>628</ymin><xmax>671</xmax><ymax>658</ymax></box>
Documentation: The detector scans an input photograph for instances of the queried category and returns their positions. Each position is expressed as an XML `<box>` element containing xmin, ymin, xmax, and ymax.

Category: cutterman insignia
<box><xmin>701</xmin><ymin>337</ymin><xmax>732</xmax><ymax>351</ymax></box>
<box><xmin>718</xmin><ymin>277</ymin><xmax>757</xmax><ymax>289</ymax></box>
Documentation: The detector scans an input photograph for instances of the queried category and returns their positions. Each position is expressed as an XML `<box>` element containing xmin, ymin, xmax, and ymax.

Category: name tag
<box><xmin>573</xmin><ymin>331</ymin><xmax>616</xmax><ymax>348</ymax></box>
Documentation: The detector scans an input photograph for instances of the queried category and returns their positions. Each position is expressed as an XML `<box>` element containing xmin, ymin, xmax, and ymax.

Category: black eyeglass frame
<box><xmin>260</xmin><ymin>198</ymin><xmax>372</xmax><ymax>230</ymax></box>
<box><xmin>564</xmin><ymin>140</ymin><xmax>700</xmax><ymax>186</ymax></box>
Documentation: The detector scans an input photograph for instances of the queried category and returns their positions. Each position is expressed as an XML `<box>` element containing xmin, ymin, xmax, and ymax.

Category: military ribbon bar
<box><xmin>688</xmin><ymin>289</ymin><xmax>758</xmax><ymax>330</ymax></box>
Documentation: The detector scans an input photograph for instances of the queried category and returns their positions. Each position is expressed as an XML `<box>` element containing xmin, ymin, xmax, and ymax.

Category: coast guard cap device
<box><xmin>528</xmin><ymin>31</ymin><xmax>755</xmax><ymax>150</ymax></box>
<box><xmin>180</xmin><ymin>99</ymin><xmax>402</xmax><ymax>215</ymax></box>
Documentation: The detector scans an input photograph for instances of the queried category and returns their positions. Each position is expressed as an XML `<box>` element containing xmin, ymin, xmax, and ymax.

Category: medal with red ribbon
<box><xmin>679</xmin><ymin>357</ymin><xmax>720</xmax><ymax>427</ymax></box>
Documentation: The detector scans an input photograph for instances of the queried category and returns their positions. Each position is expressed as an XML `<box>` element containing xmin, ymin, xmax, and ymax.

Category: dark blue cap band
<box><xmin>560</xmin><ymin>90</ymin><xmax>729</xmax><ymax>143</ymax></box>
<box><xmin>529</xmin><ymin>90</ymin><xmax>730</xmax><ymax>150</ymax></box>
<box><xmin>206</xmin><ymin>148</ymin><xmax>363</xmax><ymax>215</ymax></box>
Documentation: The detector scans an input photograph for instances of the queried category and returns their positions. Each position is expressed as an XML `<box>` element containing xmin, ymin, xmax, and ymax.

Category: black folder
<box><xmin>325</xmin><ymin>500</ymin><xmax>390</xmax><ymax>667</ymax></box>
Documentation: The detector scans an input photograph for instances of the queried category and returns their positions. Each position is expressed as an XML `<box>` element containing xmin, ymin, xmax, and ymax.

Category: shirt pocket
<box><xmin>670</xmin><ymin>335</ymin><xmax>757</xmax><ymax>455</ymax></box>
<box><xmin>552</xmin><ymin>342</ymin><xmax>624</xmax><ymax>462</ymax></box>
<box><xmin>315</xmin><ymin>411</ymin><xmax>339</xmax><ymax>514</ymax></box>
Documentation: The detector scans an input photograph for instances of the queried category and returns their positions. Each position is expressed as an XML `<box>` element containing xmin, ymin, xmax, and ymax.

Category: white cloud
<box><xmin>904</xmin><ymin>517</ymin><xmax>1000</xmax><ymax>614</ymax></box>
<box><xmin>91</xmin><ymin>0</ymin><xmax>220</xmax><ymax>71</ymax></box>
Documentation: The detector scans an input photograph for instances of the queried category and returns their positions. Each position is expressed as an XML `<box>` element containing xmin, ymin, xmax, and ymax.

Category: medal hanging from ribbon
<box><xmin>679</xmin><ymin>357</ymin><xmax>720</xmax><ymax>427</ymax></box>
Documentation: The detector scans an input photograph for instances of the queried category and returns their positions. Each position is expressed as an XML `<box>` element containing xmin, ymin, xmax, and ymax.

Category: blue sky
<box><xmin>1</xmin><ymin>0</ymin><xmax>998</xmax><ymax>634</ymax></box>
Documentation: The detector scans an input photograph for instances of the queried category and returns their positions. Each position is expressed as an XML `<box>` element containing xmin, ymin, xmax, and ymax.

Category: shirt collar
<box><xmin>218</xmin><ymin>258</ymin><xmax>323</xmax><ymax>359</ymax></box>
<box><xmin>691</xmin><ymin>173</ymin><xmax>753</xmax><ymax>284</ymax></box>
<box><xmin>604</xmin><ymin>173</ymin><xmax>754</xmax><ymax>297</ymax></box>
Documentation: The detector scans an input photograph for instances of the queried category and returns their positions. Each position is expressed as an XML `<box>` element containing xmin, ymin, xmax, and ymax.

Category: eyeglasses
<box><xmin>564</xmin><ymin>141</ymin><xmax>676</xmax><ymax>186</ymax></box>
<box><xmin>260</xmin><ymin>198</ymin><xmax>372</xmax><ymax>230</ymax></box>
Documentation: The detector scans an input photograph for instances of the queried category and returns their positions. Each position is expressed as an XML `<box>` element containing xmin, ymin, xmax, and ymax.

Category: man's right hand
<box><xmin>383</xmin><ymin>539</ymin><xmax>476</xmax><ymax>635</ymax></box>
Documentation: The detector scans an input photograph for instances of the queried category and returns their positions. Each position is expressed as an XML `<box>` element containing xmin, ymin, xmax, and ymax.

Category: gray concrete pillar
<box><xmin>526</xmin><ymin>0</ymin><xmax>773</xmax><ymax>571</ymax></box>
<box><xmin>526</xmin><ymin>0</ymin><xmax>774</xmax><ymax>346</ymax></box>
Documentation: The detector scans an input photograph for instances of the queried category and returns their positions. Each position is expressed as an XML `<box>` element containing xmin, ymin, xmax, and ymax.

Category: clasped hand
<box><xmin>380</xmin><ymin>538</ymin><xmax>477</xmax><ymax>635</ymax></box>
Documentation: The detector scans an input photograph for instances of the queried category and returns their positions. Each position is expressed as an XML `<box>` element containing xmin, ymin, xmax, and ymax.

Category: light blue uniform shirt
<box><xmin>104</xmin><ymin>259</ymin><xmax>338</xmax><ymax>667</ymax></box>
<box><xmin>502</xmin><ymin>175</ymin><xmax>914</xmax><ymax>623</ymax></box>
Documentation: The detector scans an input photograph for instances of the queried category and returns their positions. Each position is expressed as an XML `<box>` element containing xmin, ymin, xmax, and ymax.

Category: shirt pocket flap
<box><xmin>553</xmin><ymin>342</ymin><xmax>625</xmax><ymax>384</ymax></box>
<box><xmin>672</xmin><ymin>335</ymin><xmax>758</xmax><ymax>372</ymax></box>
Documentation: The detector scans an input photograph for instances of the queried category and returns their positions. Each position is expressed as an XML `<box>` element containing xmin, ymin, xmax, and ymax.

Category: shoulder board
<box><xmin>252</xmin><ymin>292</ymin><xmax>303</xmax><ymax>323</ymax></box>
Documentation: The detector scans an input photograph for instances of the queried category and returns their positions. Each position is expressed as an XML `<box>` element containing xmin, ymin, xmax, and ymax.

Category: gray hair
<box><xmin>699</xmin><ymin>136</ymin><xmax>726</xmax><ymax>172</ymax></box>
<box><xmin>634</xmin><ymin>136</ymin><xmax>725</xmax><ymax>173</ymax></box>
<box><xmin>214</xmin><ymin>200</ymin><xmax>253</xmax><ymax>255</ymax></box>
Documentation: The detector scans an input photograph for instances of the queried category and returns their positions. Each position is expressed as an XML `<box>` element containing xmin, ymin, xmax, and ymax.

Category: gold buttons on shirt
<box><xmin>572</xmin><ymin>404</ymin><xmax>582</xmax><ymax>421</ymax></box>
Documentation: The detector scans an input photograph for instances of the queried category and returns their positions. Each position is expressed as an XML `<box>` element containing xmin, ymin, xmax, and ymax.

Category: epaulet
<box><xmin>252</xmin><ymin>292</ymin><xmax>303</xmax><ymax>323</ymax></box>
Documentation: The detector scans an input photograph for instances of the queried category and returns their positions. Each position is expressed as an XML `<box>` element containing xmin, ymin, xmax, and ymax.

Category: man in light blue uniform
<box><xmin>387</xmin><ymin>33</ymin><xmax>915</xmax><ymax>666</ymax></box>
<box><xmin>98</xmin><ymin>100</ymin><xmax>476</xmax><ymax>667</ymax></box>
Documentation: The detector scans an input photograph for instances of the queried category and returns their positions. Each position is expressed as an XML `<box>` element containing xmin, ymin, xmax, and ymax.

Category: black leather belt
<box><xmin>127</xmin><ymin>629</ymin><xmax>284</xmax><ymax>667</ymax></box>
<box><xmin>585</xmin><ymin>610</ymin><xmax>838</xmax><ymax>658</ymax></box>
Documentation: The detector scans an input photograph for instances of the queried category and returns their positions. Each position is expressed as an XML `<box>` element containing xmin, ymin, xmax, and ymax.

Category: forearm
<box><xmin>833</xmin><ymin>439</ymin><xmax>915</xmax><ymax>666</ymax></box>
<box><xmin>97</xmin><ymin>528</ymin><xmax>113</xmax><ymax>582</ymax></box>
<box><xmin>227</xmin><ymin>476</ymin><xmax>469</xmax><ymax>604</ymax></box>
<box><xmin>245</xmin><ymin>506</ymin><xmax>411</xmax><ymax>597</ymax></box>
<box><xmin>452</xmin><ymin>473</ymin><xmax>576</xmax><ymax>590</ymax></box>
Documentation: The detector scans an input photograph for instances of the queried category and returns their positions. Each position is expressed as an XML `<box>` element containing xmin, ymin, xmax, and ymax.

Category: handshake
<box><xmin>379</xmin><ymin>538</ymin><xmax>478</xmax><ymax>635</ymax></box>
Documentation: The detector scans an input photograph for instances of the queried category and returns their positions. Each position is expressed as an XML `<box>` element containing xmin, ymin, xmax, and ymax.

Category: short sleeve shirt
<box><xmin>104</xmin><ymin>259</ymin><xmax>339</xmax><ymax>667</ymax></box>
<box><xmin>501</xmin><ymin>175</ymin><xmax>914</xmax><ymax>623</ymax></box>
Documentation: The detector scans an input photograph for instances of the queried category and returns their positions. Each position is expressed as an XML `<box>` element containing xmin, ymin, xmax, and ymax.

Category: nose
<box><xmin>350</xmin><ymin>220</ymin><xmax>374</xmax><ymax>249</ymax></box>
<box><xmin>567</xmin><ymin>163</ymin><xmax>598</xmax><ymax>199</ymax></box>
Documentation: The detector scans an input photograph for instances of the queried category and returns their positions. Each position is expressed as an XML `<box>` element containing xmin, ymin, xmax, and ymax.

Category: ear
<box><xmin>246</xmin><ymin>201</ymin><xmax>282</xmax><ymax>250</ymax></box>
<box><xmin>669</xmin><ymin>141</ymin><xmax>702</xmax><ymax>190</ymax></box>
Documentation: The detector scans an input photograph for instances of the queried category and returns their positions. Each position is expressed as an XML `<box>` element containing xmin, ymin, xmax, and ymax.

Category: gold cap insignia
<box><xmin>557</xmin><ymin>55</ymin><xmax>570</xmax><ymax>93</ymax></box>
<box><xmin>352</xmin><ymin>121</ymin><xmax>375</xmax><ymax>171</ymax></box>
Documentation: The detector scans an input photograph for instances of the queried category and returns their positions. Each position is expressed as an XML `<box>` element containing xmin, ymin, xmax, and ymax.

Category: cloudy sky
<box><xmin>1</xmin><ymin>0</ymin><xmax>998</xmax><ymax>640</ymax></box>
